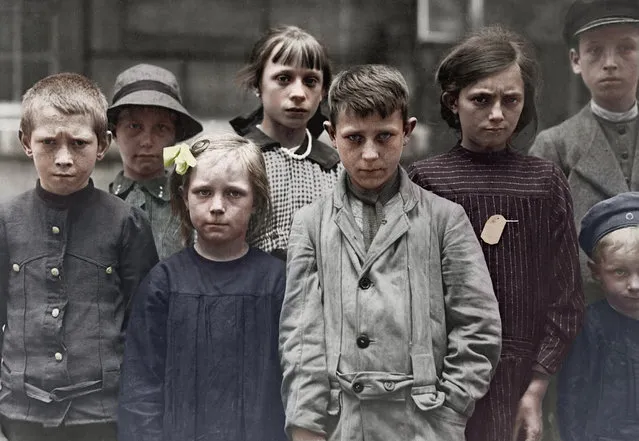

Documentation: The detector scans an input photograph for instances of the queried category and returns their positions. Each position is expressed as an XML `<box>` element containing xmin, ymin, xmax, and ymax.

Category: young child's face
<box><xmin>326</xmin><ymin>109</ymin><xmax>416</xmax><ymax>192</ymax></box>
<box><xmin>451</xmin><ymin>63</ymin><xmax>524</xmax><ymax>153</ymax></box>
<box><xmin>20</xmin><ymin>105</ymin><xmax>107</xmax><ymax>195</ymax></box>
<box><xmin>183</xmin><ymin>150</ymin><xmax>254</xmax><ymax>252</ymax></box>
<box><xmin>570</xmin><ymin>24</ymin><xmax>639</xmax><ymax>112</ymax></box>
<box><xmin>259</xmin><ymin>49</ymin><xmax>324</xmax><ymax>133</ymax></box>
<box><xmin>114</xmin><ymin>106</ymin><xmax>177</xmax><ymax>181</ymax></box>
<box><xmin>590</xmin><ymin>244</ymin><xmax>639</xmax><ymax>318</ymax></box>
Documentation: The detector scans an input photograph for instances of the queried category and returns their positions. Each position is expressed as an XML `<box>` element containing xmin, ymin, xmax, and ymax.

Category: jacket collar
<box><xmin>333</xmin><ymin>166</ymin><xmax>418</xmax><ymax>212</ymax></box>
<box><xmin>36</xmin><ymin>179</ymin><xmax>95</xmax><ymax>209</ymax></box>
<box><xmin>109</xmin><ymin>171</ymin><xmax>170</xmax><ymax>202</ymax></box>
<box><xmin>240</xmin><ymin>125</ymin><xmax>340</xmax><ymax>171</ymax></box>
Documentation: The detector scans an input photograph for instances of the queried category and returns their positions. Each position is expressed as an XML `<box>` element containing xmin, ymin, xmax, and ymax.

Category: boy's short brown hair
<box><xmin>20</xmin><ymin>73</ymin><xmax>109</xmax><ymax>147</ymax></box>
<box><xmin>327</xmin><ymin>64</ymin><xmax>410</xmax><ymax>126</ymax></box>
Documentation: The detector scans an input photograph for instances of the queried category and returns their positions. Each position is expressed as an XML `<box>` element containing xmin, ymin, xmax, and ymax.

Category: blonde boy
<box><xmin>0</xmin><ymin>73</ymin><xmax>157</xmax><ymax>440</ymax></box>
<box><xmin>558</xmin><ymin>192</ymin><xmax>639</xmax><ymax>441</ymax></box>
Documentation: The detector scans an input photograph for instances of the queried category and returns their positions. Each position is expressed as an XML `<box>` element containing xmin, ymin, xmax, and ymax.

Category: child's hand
<box><xmin>511</xmin><ymin>373</ymin><xmax>548</xmax><ymax>441</ymax></box>
<box><xmin>291</xmin><ymin>427</ymin><xmax>326</xmax><ymax>441</ymax></box>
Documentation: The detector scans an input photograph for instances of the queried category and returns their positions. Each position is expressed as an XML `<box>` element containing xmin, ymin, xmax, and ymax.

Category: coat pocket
<box><xmin>410</xmin><ymin>384</ymin><xmax>445</xmax><ymax>411</ymax></box>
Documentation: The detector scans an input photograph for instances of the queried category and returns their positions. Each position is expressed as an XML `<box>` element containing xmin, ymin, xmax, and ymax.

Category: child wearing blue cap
<box><xmin>558</xmin><ymin>191</ymin><xmax>639</xmax><ymax>441</ymax></box>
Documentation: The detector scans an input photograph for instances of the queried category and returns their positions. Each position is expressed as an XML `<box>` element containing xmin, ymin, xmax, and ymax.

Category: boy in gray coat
<box><xmin>279</xmin><ymin>64</ymin><xmax>502</xmax><ymax>441</ymax></box>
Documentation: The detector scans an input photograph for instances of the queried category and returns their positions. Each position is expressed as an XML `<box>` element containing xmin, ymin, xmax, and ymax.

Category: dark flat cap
<box><xmin>579</xmin><ymin>192</ymin><xmax>639</xmax><ymax>257</ymax></box>
<box><xmin>107</xmin><ymin>64</ymin><xmax>203</xmax><ymax>142</ymax></box>
<box><xmin>563</xmin><ymin>0</ymin><xmax>639</xmax><ymax>43</ymax></box>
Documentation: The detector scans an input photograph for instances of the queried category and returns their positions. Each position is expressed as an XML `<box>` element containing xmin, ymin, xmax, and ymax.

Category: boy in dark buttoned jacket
<box><xmin>530</xmin><ymin>0</ymin><xmax>639</xmax><ymax>305</ymax></box>
<box><xmin>0</xmin><ymin>73</ymin><xmax>158</xmax><ymax>440</ymax></box>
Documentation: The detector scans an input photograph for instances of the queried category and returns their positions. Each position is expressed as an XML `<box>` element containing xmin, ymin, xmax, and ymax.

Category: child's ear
<box><xmin>18</xmin><ymin>130</ymin><xmax>33</xmax><ymax>158</ymax></box>
<box><xmin>569</xmin><ymin>48</ymin><xmax>582</xmax><ymax>75</ymax></box>
<box><xmin>323</xmin><ymin>121</ymin><xmax>337</xmax><ymax>147</ymax></box>
<box><xmin>96</xmin><ymin>130</ymin><xmax>112</xmax><ymax>161</ymax></box>
<box><xmin>587</xmin><ymin>260</ymin><xmax>601</xmax><ymax>282</ymax></box>
<box><xmin>442</xmin><ymin>92</ymin><xmax>458</xmax><ymax>114</ymax></box>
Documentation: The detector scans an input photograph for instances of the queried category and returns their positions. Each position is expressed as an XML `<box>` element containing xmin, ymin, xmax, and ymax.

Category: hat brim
<box><xmin>107</xmin><ymin>90</ymin><xmax>203</xmax><ymax>141</ymax></box>
<box><xmin>575</xmin><ymin>17</ymin><xmax>639</xmax><ymax>36</ymax></box>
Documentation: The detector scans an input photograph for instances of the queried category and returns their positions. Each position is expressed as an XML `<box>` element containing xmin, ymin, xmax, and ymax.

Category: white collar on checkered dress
<box><xmin>256</xmin><ymin>125</ymin><xmax>313</xmax><ymax>160</ymax></box>
<box><xmin>591</xmin><ymin>100</ymin><xmax>638</xmax><ymax>123</ymax></box>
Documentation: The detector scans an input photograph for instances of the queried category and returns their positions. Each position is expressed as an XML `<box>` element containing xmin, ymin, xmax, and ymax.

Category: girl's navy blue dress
<box><xmin>118</xmin><ymin>246</ymin><xmax>287</xmax><ymax>441</ymax></box>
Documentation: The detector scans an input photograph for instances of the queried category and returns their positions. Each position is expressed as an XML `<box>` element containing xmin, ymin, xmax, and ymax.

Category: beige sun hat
<box><xmin>107</xmin><ymin>64</ymin><xmax>203</xmax><ymax>142</ymax></box>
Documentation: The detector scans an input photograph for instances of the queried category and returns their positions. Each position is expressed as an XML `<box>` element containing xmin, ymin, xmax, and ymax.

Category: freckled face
<box><xmin>259</xmin><ymin>48</ymin><xmax>324</xmax><ymax>133</ymax></box>
<box><xmin>451</xmin><ymin>63</ymin><xmax>525</xmax><ymax>153</ymax></box>
<box><xmin>571</xmin><ymin>24</ymin><xmax>639</xmax><ymax>112</ymax></box>
<box><xmin>21</xmin><ymin>105</ymin><xmax>107</xmax><ymax>195</ymax></box>
<box><xmin>591</xmin><ymin>245</ymin><xmax>639</xmax><ymax>319</ymax></box>
<box><xmin>183</xmin><ymin>151</ymin><xmax>254</xmax><ymax>253</ymax></box>
<box><xmin>327</xmin><ymin>109</ymin><xmax>416</xmax><ymax>192</ymax></box>
<box><xmin>114</xmin><ymin>106</ymin><xmax>177</xmax><ymax>181</ymax></box>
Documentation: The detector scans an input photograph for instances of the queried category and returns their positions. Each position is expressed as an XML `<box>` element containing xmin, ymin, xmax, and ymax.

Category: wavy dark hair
<box><xmin>436</xmin><ymin>26</ymin><xmax>541</xmax><ymax>136</ymax></box>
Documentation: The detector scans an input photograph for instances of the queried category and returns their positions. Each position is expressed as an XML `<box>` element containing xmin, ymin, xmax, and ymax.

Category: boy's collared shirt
<box><xmin>0</xmin><ymin>180</ymin><xmax>158</xmax><ymax>427</ymax></box>
<box><xmin>109</xmin><ymin>171</ymin><xmax>183</xmax><ymax>259</ymax></box>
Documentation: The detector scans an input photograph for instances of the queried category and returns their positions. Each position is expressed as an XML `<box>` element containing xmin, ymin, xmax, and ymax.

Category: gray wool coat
<box><xmin>530</xmin><ymin>105</ymin><xmax>639</xmax><ymax>304</ymax></box>
<box><xmin>279</xmin><ymin>168</ymin><xmax>502</xmax><ymax>441</ymax></box>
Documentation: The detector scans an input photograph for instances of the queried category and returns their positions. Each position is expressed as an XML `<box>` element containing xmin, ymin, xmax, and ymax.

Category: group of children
<box><xmin>0</xmin><ymin>0</ymin><xmax>638</xmax><ymax>440</ymax></box>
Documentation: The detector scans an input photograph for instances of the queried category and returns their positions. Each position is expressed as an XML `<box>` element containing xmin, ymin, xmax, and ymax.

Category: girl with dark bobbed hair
<box><xmin>408</xmin><ymin>26</ymin><xmax>584</xmax><ymax>441</ymax></box>
<box><xmin>230</xmin><ymin>25</ymin><xmax>342</xmax><ymax>260</ymax></box>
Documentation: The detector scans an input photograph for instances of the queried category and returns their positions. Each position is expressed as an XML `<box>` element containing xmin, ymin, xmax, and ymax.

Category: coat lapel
<box><xmin>572</xmin><ymin>107</ymin><xmax>629</xmax><ymax>197</ymax></box>
<box><xmin>630</xmin><ymin>121</ymin><xmax>639</xmax><ymax>191</ymax></box>
<box><xmin>362</xmin><ymin>203</ymin><xmax>409</xmax><ymax>274</ymax></box>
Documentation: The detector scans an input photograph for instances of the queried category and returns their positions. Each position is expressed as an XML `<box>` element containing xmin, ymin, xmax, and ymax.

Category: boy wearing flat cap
<box><xmin>108</xmin><ymin>64</ymin><xmax>203</xmax><ymax>259</ymax></box>
<box><xmin>557</xmin><ymin>192</ymin><xmax>639</xmax><ymax>441</ymax></box>
<box><xmin>530</xmin><ymin>0</ymin><xmax>639</xmax><ymax>305</ymax></box>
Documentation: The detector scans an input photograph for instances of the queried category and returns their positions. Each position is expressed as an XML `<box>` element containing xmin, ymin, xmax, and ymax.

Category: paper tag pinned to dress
<box><xmin>480</xmin><ymin>215</ymin><xmax>518</xmax><ymax>245</ymax></box>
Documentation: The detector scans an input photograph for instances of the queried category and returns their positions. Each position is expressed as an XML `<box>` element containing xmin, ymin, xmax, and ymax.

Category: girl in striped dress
<box><xmin>408</xmin><ymin>26</ymin><xmax>584</xmax><ymax>441</ymax></box>
<box><xmin>230</xmin><ymin>25</ymin><xmax>342</xmax><ymax>260</ymax></box>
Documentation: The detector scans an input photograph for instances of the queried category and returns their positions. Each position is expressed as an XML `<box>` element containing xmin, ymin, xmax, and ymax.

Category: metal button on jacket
<box><xmin>383</xmin><ymin>381</ymin><xmax>395</xmax><ymax>391</ymax></box>
<box><xmin>50</xmin><ymin>268</ymin><xmax>59</xmax><ymax>277</ymax></box>
<box><xmin>105</xmin><ymin>266</ymin><xmax>113</xmax><ymax>275</ymax></box>
<box><xmin>352</xmin><ymin>382</ymin><xmax>364</xmax><ymax>393</ymax></box>
<box><xmin>359</xmin><ymin>277</ymin><xmax>372</xmax><ymax>290</ymax></box>
<box><xmin>356</xmin><ymin>334</ymin><xmax>370</xmax><ymax>348</ymax></box>
<box><xmin>52</xmin><ymin>308</ymin><xmax>60</xmax><ymax>318</ymax></box>
<box><xmin>12</xmin><ymin>264</ymin><xmax>19</xmax><ymax>273</ymax></box>
<box><xmin>51</xmin><ymin>226</ymin><xmax>60</xmax><ymax>235</ymax></box>
<box><xmin>54</xmin><ymin>352</ymin><xmax>63</xmax><ymax>362</ymax></box>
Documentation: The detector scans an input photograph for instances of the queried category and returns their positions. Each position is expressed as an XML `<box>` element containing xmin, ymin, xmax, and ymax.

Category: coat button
<box><xmin>50</xmin><ymin>268</ymin><xmax>59</xmax><ymax>277</ymax></box>
<box><xmin>383</xmin><ymin>381</ymin><xmax>395</xmax><ymax>391</ymax></box>
<box><xmin>356</xmin><ymin>334</ymin><xmax>370</xmax><ymax>348</ymax></box>
<box><xmin>51</xmin><ymin>226</ymin><xmax>60</xmax><ymax>235</ymax></box>
<box><xmin>105</xmin><ymin>266</ymin><xmax>113</xmax><ymax>275</ymax></box>
<box><xmin>352</xmin><ymin>382</ymin><xmax>364</xmax><ymax>393</ymax></box>
<box><xmin>54</xmin><ymin>352</ymin><xmax>63</xmax><ymax>362</ymax></box>
<box><xmin>621</xmin><ymin>151</ymin><xmax>629</xmax><ymax>160</ymax></box>
<box><xmin>52</xmin><ymin>308</ymin><xmax>60</xmax><ymax>318</ymax></box>
<box><xmin>12</xmin><ymin>264</ymin><xmax>19</xmax><ymax>273</ymax></box>
<box><xmin>618</xmin><ymin>126</ymin><xmax>627</xmax><ymax>135</ymax></box>
<box><xmin>359</xmin><ymin>277</ymin><xmax>372</xmax><ymax>290</ymax></box>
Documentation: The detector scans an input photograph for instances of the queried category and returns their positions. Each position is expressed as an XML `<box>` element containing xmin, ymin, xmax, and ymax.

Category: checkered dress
<box><xmin>242</xmin><ymin>128</ymin><xmax>342</xmax><ymax>254</ymax></box>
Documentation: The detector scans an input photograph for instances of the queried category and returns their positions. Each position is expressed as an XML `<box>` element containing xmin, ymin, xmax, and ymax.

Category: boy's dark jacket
<box><xmin>558</xmin><ymin>300</ymin><xmax>639</xmax><ymax>441</ymax></box>
<box><xmin>0</xmin><ymin>180</ymin><xmax>158</xmax><ymax>427</ymax></box>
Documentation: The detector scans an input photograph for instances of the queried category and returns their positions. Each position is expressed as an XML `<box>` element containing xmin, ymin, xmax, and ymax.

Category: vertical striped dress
<box><xmin>407</xmin><ymin>144</ymin><xmax>584</xmax><ymax>441</ymax></box>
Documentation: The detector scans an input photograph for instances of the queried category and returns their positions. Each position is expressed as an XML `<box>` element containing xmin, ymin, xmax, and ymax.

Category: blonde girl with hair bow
<box><xmin>118</xmin><ymin>133</ymin><xmax>287</xmax><ymax>441</ymax></box>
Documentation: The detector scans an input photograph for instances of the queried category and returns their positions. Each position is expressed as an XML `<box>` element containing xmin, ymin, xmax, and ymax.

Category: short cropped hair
<box><xmin>20</xmin><ymin>73</ymin><xmax>109</xmax><ymax>147</ymax></box>
<box><xmin>328</xmin><ymin>64</ymin><xmax>410</xmax><ymax>126</ymax></box>
<box><xmin>592</xmin><ymin>226</ymin><xmax>639</xmax><ymax>263</ymax></box>
<box><xmin>237</xmin><ymin>25</ymin><xmax>331</xmax><ymax>93</ymax></box>
<box><xmin>436</xmin><ymin>26</ymin><xmax>540</xmax><ymax>135</ymax></box>
<box><xmin>169</xmin><ymin>133</ymin><xmax>272</xmax><ymax>246</ymax></box>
